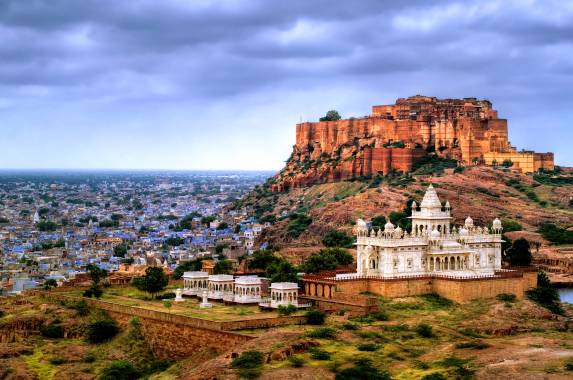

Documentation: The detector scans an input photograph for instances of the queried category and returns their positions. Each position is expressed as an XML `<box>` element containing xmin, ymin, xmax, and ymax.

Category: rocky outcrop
<box><xmin>271</xmin><ymin>95</ymin><xmax>553</xmax><ymax>191</ymax></box>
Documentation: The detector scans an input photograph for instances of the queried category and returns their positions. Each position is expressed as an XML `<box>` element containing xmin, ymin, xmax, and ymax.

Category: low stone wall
<box><xmin>219</xmin><ymin>315</ymin><xmax>307</xmax><ymax>330</ymax></box>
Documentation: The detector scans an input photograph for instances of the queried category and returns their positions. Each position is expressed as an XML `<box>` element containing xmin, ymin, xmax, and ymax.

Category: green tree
<box><xmin>163</xmin><ymin>300</ymin><xmax>173</xmax><ymax>313</ymax></box>
<box><xmin>132</xmin><ymin>267</ymin><xmax>169</xmax><ymax>299</ymax></box>
<box><xmin>213</xmin><ymin>259</ymin><xmax>233</xmax><ymax>274</ymax></box>
<box><xmin>319</xmin><ymin>110</ymin><xmax>342</xmax><ymax>122</ymax></box>
<box><xmin>370</xmin><ymin>215</ymin><xmax>387</xmax><ymax>230</ymax></box>
<box><xmin>43</xmin><ymin>279</ymin><xmax>58</xmax><ymax>290</ymax></box>
<box><xmin>287</xmin><ymin>213</ymin><xmax>312</xmax><ymax>238</ymax></box>
<box><xmin>113</xmin><ymin>243</ymin><xmax>129</xmax><ymax>257</ymax></box>
<box><xmin>99</xmin><ymin>360</ymin><xmax>139</xmax><ymax>380</ymax></box>
<box><xmin>527</xmin><ymin>270</ymin><xmax>563</xmax><ymax>314</ymax></box>
<box><xmin>86</xmin><ymin>264</ymin><xmax>108</xmax><ymax>285</ymax></box>
<box><xmin>505</xmin><ymin>238</ymin><xmax>532</xmax><ymax>266</ymax></box>
<box><xmin>322</xmin><ymin>230</ymin><xmax>354</xmax><ymax>248</ymax></box>
<box><xmin>301</xmin><ymin>248</ymin><xmax>353</xmax><ymax>274</ymax></box>
<box><xmin>267</xmin><ymin>260</ymin><xmax>299</xmax><ymax>283</ymax></box>
<box><xmin>87</xmin><ymin>318</ymin><xmax>119</xmax><ymax>344</ymax></box>
<box><xmin>502</xmin><ymin>159</ymin><xmax>514</xmax><ymax>167</ymax></box>
<box><xmin>249</xmin><ymin>250</ymin><xmax>281</xmax><ymax>270</ymax></box>
<box><xmin>172</xmin><ymin>259</ymin><xmax>203</xmax><ymax>279</ymax></box>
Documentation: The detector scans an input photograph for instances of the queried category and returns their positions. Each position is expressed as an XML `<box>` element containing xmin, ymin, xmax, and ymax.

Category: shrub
<box><xmin>340</xmin><ymin>322</ymin><xmax>359</xmax><ymax>330</ymax></box>
<box><xmin>231</xmin><ymin>350</ymin><xmax>264</xmax><ymax>378</ymax></box>
<box><xmin>526</xmin><ymin>270</ymin><xmax>563</xmax><ymax>314</ymax></box>
<box><xmin>496</xmin><ymin>293</ymin><xmax>516</xmax><ymax>302</ymax></box>
<box><xmin>415</xmin><ymin>323</ymin><xmax>433</xmax><ymax>338</ymax></box>
<box><xmin>289</xmin><ymin>355</ymin><xmax>305</xmax><ymax>367</ymax></box>
<box><xmin>455</xmin><ymin>341</ymin><xmax>490</xmax><ymax>350</ymax></box>
<box><xmin>40</xmin><ymin>322</ymin><xmax>64</xmax><ymax>339</ymax></box>
<box><xmin>371</xmin><ymin>311</ymin><xmax>389</xmax><ymax>321</ymax></box>
<box><xmin>505</xmin><ymin>238</ymin><xmax>532</xmax><ymax>266</ymax></box>
<box><xmin>278</xmin><ymin>304</ymin><xmax>297</xmax><ymax>316</ymax></box>
<box><xmin>306</xmin><ymin>309</ymin><xmax>326</xmax><ymax>325</ymax></box>
<box><xmin>84</xmin><ymin>352</ymin><xmax>97</xmax><ymax>363</ymax></box>
<box><xmin>156</xmin><ymin>292</ymin><xmax>176</xmax><ymax>300</ymax></box>
<box><xmin>357</xmin><ymin>343</ymin><xmax>378</xmax><ymax>352</ymax></box>
<box><xmin>70</xmin><ymin>300</ymin><xmax>90</xmax><ymax>316</ymax></box>
<box><xmin>335</xmin><ymin>358</ymin><xmax>391</xmax><ymax>380</ymax></box>
<box><xmin>99</xmin><ymin>360</ymin><xmax>140</xmax><ymax>380</ymax></box>
<box><xmin>309</xmin><ymin>347</ymin><xmax>331</xmax><ymax>360</ymax></box>
<box><xmin>83</xmin><ymin>285</ymin><xmax>103</xmax><ymax>298</ymax></box>
<box><xmin>501</xmin><ymin>219</ymin><xmax>522</xmax><ymax>232</ymax></box>
<box><xmin>306</xmin><ymin>327</ymin><xmax>337</xmax><ymax>339</ymax></box>
<box><xmin>287</xmin><ymin>213</ymin><xmax>312</xmax><ymax>238</ymax></box>
<box><xmin>565</xmin><ymin>362</ymin><xmax>573</xmax><ymax>371</ymax></box>
<box><xmin>322</xmin><ymin>230</ymin><xmax>354</xmax><ymax>248</ymax></box>
<box><xmin>300</xmin><ymin>248</ymin><xmax>353</xmax><ymax>274</ymax></box>
<box><xmin>87</xmin><ymin>319</ymin><xmax>120</xmax><ymax>344</ymax></box>
<box><xmin>49</xmin><ymin>357</ymin><xmax>66</xmax><ymax>365</ymax></box>
<box><xmin>538</xmin><ymin>223</ymin><xmax>573</xmax><ymax>245</ymax></box>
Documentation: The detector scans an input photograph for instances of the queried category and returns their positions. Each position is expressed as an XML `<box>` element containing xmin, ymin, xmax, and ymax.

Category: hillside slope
<box><xmin>238</xmin><ymin>166</ymin><xmax>572</xmax><ymax>248</ymax></box>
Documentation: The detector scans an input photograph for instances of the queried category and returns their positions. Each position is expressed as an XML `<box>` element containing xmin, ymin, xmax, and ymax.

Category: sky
<box><xmin>0</xmin><ymin>0</ymin><xmax>572</xmax><ymax>171</ymax></box>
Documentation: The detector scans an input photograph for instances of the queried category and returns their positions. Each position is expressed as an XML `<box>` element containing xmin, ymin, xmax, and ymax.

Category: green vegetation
<box><xmin>538</xmin><ymin>223</ymin><xmax>573</xmax><ymax>245</ymax></box>
<box><xmin>172</xmin><ymin>259</ymin><xmax>203</xmax><ymax>279</ymax></box>
<box><xmin>87</xmin><ymin>318</ymin><xmax>120</xmax><ymax>343</ymax></box>
<box><xmin>527</xmin><ymin>270</ymin><xmax>563</xmax><ymax>314</ymax></box>
<box><xmin>455</xmin><ymin>341</ymin><xmax>490</xmax><ymax>350</ymax></box>
<box><xmin>36</xmin><ymin>220</ymin><xmax>58</xmax><ymax>232</ymax></box>
<box><xmin>132</xmin><ymin>267</ymin><xmax>169</xmax><ymax>299</ymax></box>
<box><xmin>322</xmin><ymin>230</ymin><xmax>354</xmax><ymax>248</ymax></box>
<box><xmin>278</xmin><ymin>304</ymin><xmax>297</xmax><ymax>316</ymax></box>
<box><xmin>43</xmin><ymin>279</ymin><xmax>58</xmax><ymax>290</ymax></box>
<box><xmin>300</xmin><ymin>248</ymin><xmax>353</xmax><ymax>273</ymax></box>
<box><xmin>113</xmin><ymin>243</ymin><xmax>129</xmax><ymax>257</ymax></box>
<box><xmin>306</xmin><ymin>327</ymin><xmax>337</xmax><ymax>339</ymax></box>
<box><xmin>505</xmin><ymin>238</ymin><xmax>532</xmax><ymax>266</ymax></box>
<box><xmin>319</xmin><ymin>110</ymin><xmax>342</xmax><ymax>122</ymax></box>
<box><xmin>309</xmin><ymin>347</ymin><xmax>331</xmax><ymax>360</ymax></box>
<box><xmin>305</xmin><ymin>309</ymin><xmax>327</xmax><ymax>325</ymax></box>
<box><xmin>99</xmin><ymin>360</ymin><xmax>140</xmax><ymax>380</ymax></box>
<box><xmin>415</xmin><ymin>323</ymin><xmax>434</xmax><ymax>338</ymax></box>
<box><xmin>40</xmin><ymin>322</ymin><xmax>64</xmax><ymax>339</ymax></box>
<box><xmin>412</xmin><ymin>156</ymin><xmax>458</xmax><ymax>176</ymax></box>
<box><xmin>501</xmin><ymin>219</ymin><xmax>522</xmax><ymax>232</ymax></box>
<box><xmin>335</xmin><ymin>358</ymin><xmax>391</xmax><ymax>380</ymax></box>
<box><xmin>496</xmin><ymin>293</ymin><xmax>517</xmax><ymax>302</ymax></box>
<box><xmin>83</xmin><ymin>264</ymin><xmax>108</xmax><ymax>299</ymax></box>
<box><xmin>213</xmin><ymin>259</ymin><xmax>233</xmax><ymax>274</ymax></box>
<box><xmin>371</xmin><ymin>215</ymin><xmax>387</xmax><ymax>230</ymax></box>
<box><xmin>357</xmin><ymin>342</ymin><xmax>378</xmax><ymax>351</ymax></box>
<box><xmin>231</xmin><ymin>350</ymin><xmax>264</xmax><ymax>379</ymax></box>
<box><xmin>287</xmin><ymin>213</ymin><xmax>313</xmax><ymax>238</ymax></box>
<box><xmin>165</xmin><ymin>236</ymin><xmax>185</xmax><ymax>246</ymax></box>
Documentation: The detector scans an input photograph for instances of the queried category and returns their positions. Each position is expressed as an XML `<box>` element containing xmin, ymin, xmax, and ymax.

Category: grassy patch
<box><xmin>22</xmin><ymin>349</ymin><xmax>57</xmax><ymax>380</ymax></box>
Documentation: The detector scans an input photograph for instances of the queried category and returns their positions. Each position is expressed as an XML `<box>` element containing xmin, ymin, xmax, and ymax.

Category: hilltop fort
<box><xmin>272</xmin><ymin>95</ymin><xmax>554</xmax><ymax>191</ymax></box>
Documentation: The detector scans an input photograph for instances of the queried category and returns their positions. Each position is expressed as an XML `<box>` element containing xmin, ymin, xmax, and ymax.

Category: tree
<box><xmin>319</xmin><ymin>110</ymin><xmax>341</xmax><ymax>122</ymax></box>
<box><xmin>267</xmin><ymin>260</ymin><xmax>299</xmax><ymax>283</ymax></box>
<box><xmin>213</xmin><ymin>259</ymin><xmax>233</xmax><ymax>274</ymax></box>
<box><xmin>216</xmin><ymin>222</ymin><xmax>229</xmax><ymax>230</ymax></box>
<box><xmin>86</xmin><ymin>264</ymin><xmax>108</xmax><ymax>285</ymax></box>
<box><xmin>43</xmin><ymin>279</ymin><xmax>58</xmax><ymax>290</ymax></box>
<box><xmin>99</xmin><ymin>360</ymin><xmax>140</xmax><ymax>380</ymax></box>
<box><xmin>322</xmin><ymin>230</ymin><xmax>354</xmax><ymax>248</ymax></box>
<box><xmin>163</xmin><ymin>300</ymin><xmax>173</xmax><ymax>313</ymax></box>
<box><xmin>132</xmin><ymin>267</ymin><xmax>169</xmax><ymax>299</ymax></box>
<box><xmin>505</xmin><ymin>238</ymin><xmax>532</xmax><ymax>266</ymax></box>
<box><xmin>300</xmin><ymin>248</ymin><xmax>353</xmax><ymax>274</ymax></box>
<box><xmin>113</xmin><ymin>243</ymin><xmax>129</xmax><ymax>257</ymax></box>
<box><xmin>370</xmin><ymin>215</ymin><xmax>387</xmax><ymax>230</ymax></box>
<box><xmin>527</xmin><ymin>270</ymin><xmax>563</xmax><ymax>314</ymax></box>
<box><xmin>172</xmin><ymin>259</ymin><xmax>203</xmax><ymax>279</ymax></box>
<box><xmin>502</xmin><ymin>159</ymin><xmax>514</xmax><ymax>167</ymax></box>
<box><xmin>87</xmin><ymin>318</ymin><xmax>119</xmax><ymax>343</ymax></box>
<box><xmin>249</xmin><ymin>250</ymin><xmax>281</xmax><ymax>270</ymax></box>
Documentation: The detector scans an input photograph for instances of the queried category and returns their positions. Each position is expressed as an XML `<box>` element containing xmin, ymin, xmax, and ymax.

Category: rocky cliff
<box><xmin>270</xmin><ymin>95</ymin><xmax>553</xmax><ymax>191</ymax></box>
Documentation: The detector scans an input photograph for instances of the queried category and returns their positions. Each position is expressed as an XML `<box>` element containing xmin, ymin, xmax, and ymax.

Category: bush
<box><xmin>501</xmin><ymin>219</ymin><xmax>522</xmax><ymax>232</ymax></box>
<box><xmin>231</xmin><ymin>351</ymin><xmax>264</xmax><ymax>371</ymax></box>
<box><xmin>371</xmin><ymin>311</ymin><xmax>389</xmax><ymax>321</ymax></box>
<box><xmin>322</xmin><ymin>230</ymin><xmax>354</xmax><ymax>248</ymax></box>
<box><xmin>287</xmin><ymin>213</ymin><xmax>312</xmax><ymax>238</ymax></box>
<box><xmin>87</xmin><ymin>319</ymin><xmax>120</xmax><ymax>344</ymax></box>
<box><xmin>415</xmin><ymin>323</ymin><xmax>433</xmax><ymax>338</ymax></box>
<box><xmin>40</xmin><ymin>322</ymin><xmax>64</xmax><ymax>339</ymax></box>
<box><xmin>278</xmin><ymin>304</ymin><xmax>297</xmax><ymax>316</ymax></box>
<box><xmin>538</xmin><ymin>223</ymin><xmax>573</xmax><ymax>245</ymax></box>
<box><xmin>84</xmin><ymin>352</ymin><xmax>97</xmax><ymax>363</ymax></box>
<box><xmin>340</xmin><ymin>322</ymin><xmax>359</xmax><ymax>330</ymax></box>
<box><xmin>505</xmin><ymin>238</ymin><xmax>532</xmax><ymax>266</ymax></box>
<box><xmin>49</xmin><ymin>357</ymin><xmax>66</xmax><ymax>365</ymax></box>
<box><xmin>300</xmin><ymin>248</ymin><xmax>353</xmax><ymax>274</ymax></box>
<box><xmin>83</xmin><ymin>285</ymin><xmax>103</xmax><ymax>299</ymax></box>
<box><xmin>69</xmin><ymin>300</ymin><xmax>90</xmax><ymax>316</ymax></box>
<box><xmin>496</xmin><ymin>293</ymin><xmax>516</xmax><ymax>302</ymax></box>
<box><xmin>309</xmin><ymin>347</ymin><xmax>331</xmax><ymax>360</ymax></box>
<box><xmin>289</xmin><ymin>355</ymin><xmax>305</xmax><ymax>367</ymax></box>
<box><xmin>306</xmin><ymin>309</ymin><xmax>326</xmax><ymax>325</ymax></box>
<box><xmin>455</xmin><ymin>341</ymin><xmax>490</xmax><ymax>350</ymax></box>
<box><xmin>99</xmin><ymin>360</ymin><xmax>140</xmax><ymax>380</ymax></box>
<box><xmin>156</xmin><ymin>292</ymin><xmax>176</xmax><ymax>300</ymax></box>
<box><xmin>306</xmin><ymin>327</ymin><xmax>337</xmax><ymax>339</ymax></box>
<box><xmin>357</xmin><ymin>343</ymin><xmax>378</xmax><ymax>352</ymax></box>
<box><xmin>335</xmin><ymin>358</ymin><xmax>391</xmax><ymax>380</ymax></box>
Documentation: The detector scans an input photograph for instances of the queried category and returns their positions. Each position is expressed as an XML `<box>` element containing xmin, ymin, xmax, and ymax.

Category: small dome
<box><xmin>384</xmin><ymin>221</ymin><xmax>395</xmax><ymax>232</ymax></box>
<box><xmin>356</xmin><ymin>218</ymin><xmax>368</xmax><ymax>230</ymax></box>
<box><xmin>430</xmin><ymin>229</ymin><xmax>441</xmax><ymax>239</ymax></box>
<box><xmin>464</xmin><ymin>216</ymin><xmax>474</xmax><ymax>228</ymax></box>
<box><xmin>459</xmin><ymin>227</ymin><xmax>469</xmax><ymax>236</ymax></box>
<box><xmin>412</xmin><ymin>201</ymin><xmax>417</xmax><ymax>209</ymax></box>
<box><xmin>445</xmin><ymin>201</ymin><xmax>451</xmax><ymax>209</ymax></box>
<box><xmin>492</xmin><ymin>218</ymin><xmax>502</xmax><ymax>229</ymax></box>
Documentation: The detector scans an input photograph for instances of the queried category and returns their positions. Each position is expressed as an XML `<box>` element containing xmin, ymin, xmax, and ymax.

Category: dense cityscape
<box><xmin>0</xmin><ymin>171</ymin><xmax>272</xmax><ymax>293</ymax></box>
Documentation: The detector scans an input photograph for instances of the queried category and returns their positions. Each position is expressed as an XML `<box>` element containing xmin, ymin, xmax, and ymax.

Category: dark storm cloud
<box><xmin>0</xmin><ymin>0</ymin><xmax>572</xmax><ymax>168</ymax></box>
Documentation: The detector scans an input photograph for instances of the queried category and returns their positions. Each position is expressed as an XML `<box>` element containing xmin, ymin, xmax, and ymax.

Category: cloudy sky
<box><xmin>1</xmin><ymin>0</ymin><xmax>572</xmax><ymax>170</ymax></box>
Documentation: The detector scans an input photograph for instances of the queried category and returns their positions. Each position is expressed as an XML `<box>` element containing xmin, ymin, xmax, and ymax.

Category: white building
<box><xmin>182</xmin><ymin>271</ymin><xmax>209</xmax><ymax>296</ymax></box>
<box><xmin>268</xmin><ymin>282</ymin><xmax>299</xmax><ymax>308</ymax></box>
<box><xmin>353</xmin><ymin>185</ymin><xmax>503</xmax><ymax>279</ymax></box>
<box><xmin>233</xmin><ymin>276</ymin><xmax>262</xmax><ymax>304</ymax></box>
<box><xmin>207</xmin><ymin>274</ymin><xmax>235</xmax><ymax>300</ymax></box>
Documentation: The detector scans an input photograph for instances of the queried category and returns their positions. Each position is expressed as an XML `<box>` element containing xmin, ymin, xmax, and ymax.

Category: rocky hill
<box><xmin>238</xmin><ymin>165</ymin><xmax>573</xmax><ymax>250</ymax></box>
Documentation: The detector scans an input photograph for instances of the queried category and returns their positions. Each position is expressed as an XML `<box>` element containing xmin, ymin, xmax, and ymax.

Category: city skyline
<box><xmin>1</xmin><ymin>0</ymin><xmax>572</xmax><ymax>170</ymax></box>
